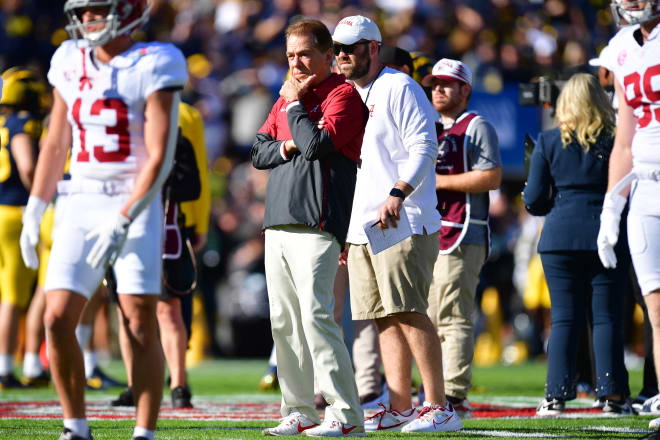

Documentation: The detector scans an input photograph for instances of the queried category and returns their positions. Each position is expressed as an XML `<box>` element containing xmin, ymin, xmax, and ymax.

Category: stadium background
<box><xmin>1</xmin><ymin>0</ymin><xmax>645</xmax><ymax>370</ymax></box>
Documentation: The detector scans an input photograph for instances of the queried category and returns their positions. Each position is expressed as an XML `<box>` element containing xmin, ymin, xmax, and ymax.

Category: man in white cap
<box><xmin>421</xmin><ymin>59</ymin><xmax>501</xmax><ymax>419</ymax></box>
<box><xmin>332</xmin><ymin>15</ymin><xmax>462</xmax><ymax>433</ymax></box>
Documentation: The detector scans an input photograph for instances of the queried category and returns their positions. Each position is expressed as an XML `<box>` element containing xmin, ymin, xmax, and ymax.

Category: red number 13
<box><xmin>72</xmin><ymin>97</ymin><xmax>131</xmax><ymax>162</ymax></box>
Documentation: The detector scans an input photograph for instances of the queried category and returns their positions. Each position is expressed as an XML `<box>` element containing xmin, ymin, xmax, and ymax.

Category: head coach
<box><xmin>251</xmin><ymin>18</ymin><xmax>367</xmax><ymax>437</ymax></box>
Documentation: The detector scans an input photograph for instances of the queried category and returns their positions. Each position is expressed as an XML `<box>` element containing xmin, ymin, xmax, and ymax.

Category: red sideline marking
<box><xmin>0</xmin><ymin>401</ymin><xmax>603</xmax><ymax>421</ymax></box>
<box><xmin>470</xmin><ymin>402</ymin><xmax>602</xmax><ymax>418</ymax></box>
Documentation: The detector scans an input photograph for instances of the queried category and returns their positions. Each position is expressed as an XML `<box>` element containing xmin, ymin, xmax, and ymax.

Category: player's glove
<box><xmin>597</xmin><ymin>192</ymin><xmax>627</xmax><ymax>269</ymax></box>
<box><xmin>20</xmin><ymin>196</ymin><xmax>47</xmax><ymax>270</ymax></box>
<box><xmin>85</xmin><ymin>213</ymin><xmax>131</xmax><ymax>269</ymax></box>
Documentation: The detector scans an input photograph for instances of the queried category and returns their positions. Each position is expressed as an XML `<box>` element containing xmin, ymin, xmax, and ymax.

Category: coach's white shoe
<box><xmin>302</xmin><ymin>420</ymin><xmax>366</xmax><ymax>437</ymax></box>
<box><xmin>639</xmin><ymin>393</ymin><xmax>660</xmax><ymax>415</ymax></box>
<box><xmin>262</xmin><ymin>410</ymin><xmax>318</xmax><ymax>436</ymax></box>
<box><xmin>401</xmin><ymin>401</ymin><xmax>462</xmax><ymax>433</ymax></box>
<box><xmin>364</xmin><ymin>402</ymin><xmax>418</xmax><ymax>431</ymax></box>
<box><xmin>650</xmin><ymin>416</ymin><xmax>660</xmax><ymax>430</ymax></box>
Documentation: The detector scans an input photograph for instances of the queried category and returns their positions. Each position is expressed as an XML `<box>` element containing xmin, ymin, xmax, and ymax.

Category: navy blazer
<box><xmin>523</xmin><ymin>127</ymin><xmax>621</xmax><ymax>252</ymax></box>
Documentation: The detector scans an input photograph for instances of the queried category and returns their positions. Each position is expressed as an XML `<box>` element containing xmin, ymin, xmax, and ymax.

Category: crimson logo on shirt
<box><xmin>369</xmin><ymin>104</ymin><xmax>375</xmax><ymax>117</ymax></box>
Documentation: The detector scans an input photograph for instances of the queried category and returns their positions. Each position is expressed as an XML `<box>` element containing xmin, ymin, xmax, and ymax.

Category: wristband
<box><xmin>389</xmin><ymin>188</ymin><xmax>406</xmax><ymax>200</ymax></box>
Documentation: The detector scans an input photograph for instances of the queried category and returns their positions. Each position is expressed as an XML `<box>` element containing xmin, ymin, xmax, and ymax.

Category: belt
<box><xmin>57</xmin><ymin>179</ymin><xmax>133</xmax><ymax>195</ymax></box>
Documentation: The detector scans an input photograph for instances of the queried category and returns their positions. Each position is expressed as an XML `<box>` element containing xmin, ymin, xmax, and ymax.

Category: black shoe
<box><xmin>0</xmin><ymin>373</ymin><xmax>24</xmax><ymax>389</ymax></box>
<box><xmin>59</xmin><ymin>428</ymin><xmax>93</xmax><ymax>440</ymax></box>
<box><xmin>602</xmin><ymin>398</ymin><xmax>635</xmax><ymax>415</ymax></box>
<box><xmin>132</xmin><ymin>437</ymin><xmax>148</xmax><ymax>440</ymax></box>
<box><xmin>86</xmin><ymin>366</ymin><xmax>125</xmax><ymax>390</ymax></box>
<box><xmin>171</xmin><ymin>385</ymin><xmax>193</xmax><ymax>408</ymax></box>
<box><xmin>21</xmin><ymin>371</ymin><xmax>50</xmax><ymax>388</ymax></box>
<box><xmin>110</xmin><ymin>387</ymin><xmax>134</xmax><ymax>407</ymax></box>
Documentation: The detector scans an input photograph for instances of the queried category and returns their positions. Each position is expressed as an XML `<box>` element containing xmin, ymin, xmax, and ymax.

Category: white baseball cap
<box><xmin>588</xmin><ymin>44</ymin><xmax>615</xmax><ymax>71</ymax></box>
<box><xmin>422</xmin><ymin>58</ymin><xmax>473</xmax><ymax>87</ymax></box>
<box><xmin>332</xmin><ymin>15</ymin><xmax>382</xmax><ymax>45</ymax></box>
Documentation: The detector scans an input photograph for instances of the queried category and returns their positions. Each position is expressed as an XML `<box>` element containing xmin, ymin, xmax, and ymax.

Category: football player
<box><xmin>597</xmin><ymin>0</ymin><xmax>660</xmax><ymax>430</ymax></box>
<box><xmin>0</xmin><ymin>67</ymin><xmax>43</xmax><ymax>388</ymax></box>
<box><xmin>18</xmin><ymin>1</ymin><xmax>187</xmax><ymax>440</ymax></box>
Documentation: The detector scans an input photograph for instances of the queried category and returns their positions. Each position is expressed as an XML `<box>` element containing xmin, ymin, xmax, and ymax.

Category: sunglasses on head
<box><xmin>333</xmin><ymin>40</ymin><xmax>371</xmax><ymax>56</ymax></box>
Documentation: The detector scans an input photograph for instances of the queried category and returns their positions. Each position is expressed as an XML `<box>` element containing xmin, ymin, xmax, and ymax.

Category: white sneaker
<box><xmin>302</xmin><ymin>420</ymin><xmax>365</xmax><ymax>437</ymax></box>
<box><xmin>650</xmin><ymin>416</ymin><xmax>660</xmax><ymax>430</ymax></box>
<box><xmin>401</xmin><ymin>401</ymin><xmax>462</xmax><ymax>433</ymax></box>
<box><xmin>262</xmin><ymin>411</ymin><xmax>318</xmax><ymax>436</ymax></box>
<box><xmin>639</xmin><ymin>393</ymin><xmax>660</xmax><ymax>415</ymax></box>
<box><xmin>364</xmin><ymin>403</ymin><xmax>417</xmax><ymax>432</ymax></box>
<box><xmin>536</xmin><ymin>398</ymin><xmax>565</xmax><ymax>417</ymax></box>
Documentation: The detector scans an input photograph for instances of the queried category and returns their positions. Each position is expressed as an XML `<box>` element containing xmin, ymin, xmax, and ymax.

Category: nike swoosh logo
<box><xmin>298</xmin><ymin>423</ymin><xmax>316</xmax><ymax>432</ymax></box>
<box><xmin>378</xmin><ymin>420</ymin><xmax>405</xmax><ymax>430</ymax></box>
<box><xmin>433</xmin><ymin>414</ymin><xmax>454</xmax><ymax>429</ymax></box>
<box><xmin>341</xmin><ymin>425</ymin><xmax>357</xmax><ymax>434</ymax></box>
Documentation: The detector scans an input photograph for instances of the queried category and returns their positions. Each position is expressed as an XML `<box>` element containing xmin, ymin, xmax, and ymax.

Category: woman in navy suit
<box><xmin>523</xmin><ymin>73</ymin><xmax>631</xmax><ymax>416</ymax></box>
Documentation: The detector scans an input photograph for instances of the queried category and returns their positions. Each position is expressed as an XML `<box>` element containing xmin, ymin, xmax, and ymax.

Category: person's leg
<box><xmin>0</xmin><ymin>302</ymin><xmax>22</xmax><ymax>377</ymax></box>
<box><xmin>427</xmin><ymin>244</ymin><xmax>485</xmax><ymax>402</ymax></box>
<box><xmin>540</xmin><ymin>251</ymin><xmax>586</xmax><ymax>402</ymax></box>
<box><xmin>117</xmin><ymin>293</ymin><xmax>163</xmax><ymax>431</ymax></box>
<box><xmin>0</xmin><ymin>206</ymin><xmax>36</xmax><ymax>383</ymax></box>
<box><xmin>23</xmin><ymin>286</ymin><xmax>47</xmax><ymax>381</ymax></box>
<box><xmin>590</xmin><ymin>250</ymin><xmax>629</xmax><ymax>402</ymax></box>
<box><xmin>43</xmin><ymin>290</ymin><xmax>88</xmax><ymax>419</ymax></box>
<box><xmin>285</xmin><ymin>228</ymin><xmax>362</xmax><ymax>426</ymax></box>
<box><xmin>644</xmin><ymin>292</ymin><xmax>660</xmax><ymax>397</ymax></box>
<box><xmin>374</xmin><ymin>316</ymin><xmax>413</xmax><ymax>411</ymax></box>
<box><xmin>117</xmin><ymin>306</ymin><xmax>133</xmax><ymax>388</ymax></box>
<box><xmin>264</xmin><ymin>227</ymin><xmax>318</xmax><ymax>423</ymax></box>
<box><xmin>157</xmin><ymin>297</ymin><xmax>188</xmax><ymax>390</ymax></box>
<box><xmin>77</xmin><ymin>287</ymin><xmax>103</xmax><ymax>380</ymax></box>
<box><xmin>352</xmin><ymin>319</ymin><xmax>381</xmax><ymax>400</ymax></box>
<box><xmin>393</xmin><ymin>312</ymin><xmax>447</xmax><ymax>407</ymax></box>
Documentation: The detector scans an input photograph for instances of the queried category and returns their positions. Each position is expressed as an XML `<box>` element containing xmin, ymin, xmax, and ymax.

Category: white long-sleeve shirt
<box><xmin>346</xmin><ymin>67</ymin><xmax>442</xmax><ymax>244</ymax></box>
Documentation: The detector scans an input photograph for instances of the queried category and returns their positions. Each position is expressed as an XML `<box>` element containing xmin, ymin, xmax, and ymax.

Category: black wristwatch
<box><xmin>389</xmin><ymin>188</ymin><xmax>406</xmax><ymax>200</ymax></box>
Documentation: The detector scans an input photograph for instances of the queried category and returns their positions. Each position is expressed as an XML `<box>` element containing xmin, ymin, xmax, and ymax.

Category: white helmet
<box><xmin>611</xmin><ymin>0</ymin><xmax>660</xmax><ymax>26</ymax></box>
<box><xmin>64</xmin><ymin>0</ymin><xmax>151</xmax><ymax>47</ymax></box>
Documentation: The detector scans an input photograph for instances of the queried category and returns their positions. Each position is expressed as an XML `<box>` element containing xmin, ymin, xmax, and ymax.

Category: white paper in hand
<box><xmin>363</xmin><ymin>211</ymin><xmax>412</xmax><ymax>255</ymax></box>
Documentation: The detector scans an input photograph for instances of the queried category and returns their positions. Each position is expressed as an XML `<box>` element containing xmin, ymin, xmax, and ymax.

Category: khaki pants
<box><xmin>352</xmin><ymin>319</ymin><xmax>381</xmax><ymax>397</ymax></box>
<box><xmin>427</xmin><ymin>243</ymin><xmax>486</xmax><ymax>400</ymax></box>
<box><xmin>264</xmin><ymin>225</ymin><xmax>362</xmax><ymax>425</ymax></box>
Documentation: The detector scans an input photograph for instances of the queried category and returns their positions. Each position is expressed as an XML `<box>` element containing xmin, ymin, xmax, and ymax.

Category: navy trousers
<box><xmin>540</xmin><ymin>250</ymin><xmax>630</xmax><ymax>400</ymax></box>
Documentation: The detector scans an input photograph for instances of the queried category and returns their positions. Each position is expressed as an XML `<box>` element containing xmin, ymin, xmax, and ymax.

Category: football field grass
<box><xmin>0</xmin><ymin>359</ymin><xmax>656</xmax><ymax>439</ymax></box>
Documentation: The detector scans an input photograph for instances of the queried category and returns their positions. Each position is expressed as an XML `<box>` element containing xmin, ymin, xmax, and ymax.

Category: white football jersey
<box><xmin>48</xmin><ymin>40</ymin><xmax>187</xmax><ymax>180</ymax></box>
<box><xmin>609</xmin><ymin>23</ymin><xmax>660</xmax><ymax>168</ymax></box>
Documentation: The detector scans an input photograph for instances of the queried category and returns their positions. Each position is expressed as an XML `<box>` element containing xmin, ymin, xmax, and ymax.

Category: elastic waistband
<box><xmin>57</xmin><ymin>179</ymin><xmax>133</xmax><ymax>195</ymax></box>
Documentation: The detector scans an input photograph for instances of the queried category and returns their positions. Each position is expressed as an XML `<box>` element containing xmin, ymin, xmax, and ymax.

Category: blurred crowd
<box><xmin>2</xmin><ymin>0</ymin><xmax>643</xmax><ymax>365</ymax></box>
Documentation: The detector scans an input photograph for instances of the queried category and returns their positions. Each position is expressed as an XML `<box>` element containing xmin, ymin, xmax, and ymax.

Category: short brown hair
<box><xmin>285</xmin><ymin>19</ymin><xmax>333</xmax><ymax>53</ymax></box>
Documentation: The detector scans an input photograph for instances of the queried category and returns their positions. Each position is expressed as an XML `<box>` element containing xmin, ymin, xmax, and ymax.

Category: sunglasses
<box><xmin>333</xmin><ymin>40</ymin><xmax>370</xmax><ymax>56</ymax></box>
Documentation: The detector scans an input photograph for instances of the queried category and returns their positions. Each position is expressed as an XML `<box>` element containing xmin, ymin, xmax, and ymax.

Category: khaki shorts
<box><xmin>348</xmin><ymin>232</ymin><xmax>439</xmax><ymax>320</ymax></box>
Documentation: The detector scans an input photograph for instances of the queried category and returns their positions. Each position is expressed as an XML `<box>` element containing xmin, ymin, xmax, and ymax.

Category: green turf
<box><xmin>0</xmin><ymin>359</ymin><xmax>653</xmax><ymax>439</ymax></box>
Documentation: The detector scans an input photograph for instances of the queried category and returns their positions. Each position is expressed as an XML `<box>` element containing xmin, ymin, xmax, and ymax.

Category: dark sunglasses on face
<box><xmin>333</xmin><ymin>40</ymin><xmax>370</xmax><ymax>56</ymax></box>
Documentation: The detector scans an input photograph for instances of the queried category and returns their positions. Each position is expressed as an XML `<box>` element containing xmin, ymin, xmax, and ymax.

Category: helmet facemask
<box><xmin>611</xmin><ymin>0</ymin><xmax>660</xmax><ymax>26</ymax></box>
<box><xmin>64</xmin><ymin>0</ymin><xmax>150</xmax><ymax>47</ymax></box>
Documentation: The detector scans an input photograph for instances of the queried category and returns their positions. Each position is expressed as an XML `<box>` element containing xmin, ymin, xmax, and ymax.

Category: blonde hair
<box><xmin>555</xmin><ymin>73</ymin><xmax>616</xmax><ymax>151</ymax></box>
